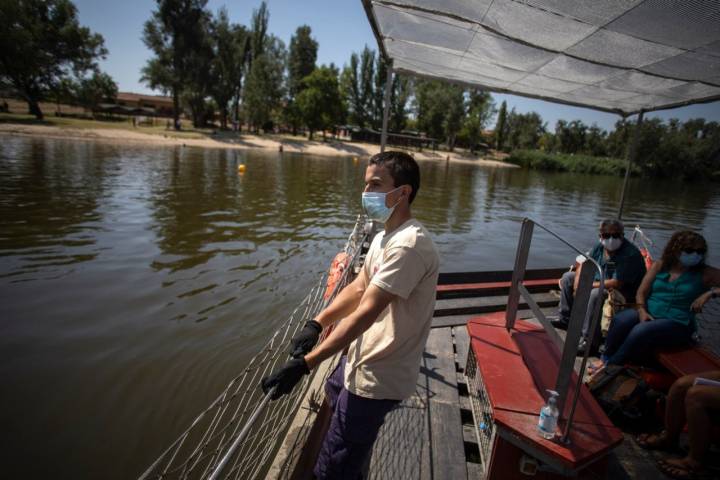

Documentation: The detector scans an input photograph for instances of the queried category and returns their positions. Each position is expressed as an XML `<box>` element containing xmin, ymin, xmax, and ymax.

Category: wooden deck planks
<box><xmin>453</xmin><ymin>325</ymin><xmax>470</xmax><ymax>375</ymax></box>
<box><xmin>424</xmin><ymin>328</ymin><xmax>468</xmax><ymax>480</ymax></box>
<box><xmin>370</xmin><ymin>327</ymin><xmax>470</xmax><ymax>479</ymax></box>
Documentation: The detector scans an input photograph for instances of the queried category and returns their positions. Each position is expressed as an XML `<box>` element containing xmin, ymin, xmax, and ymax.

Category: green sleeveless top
<box><xmin>647</xmin><ymin>270</ymin><xmax>705</xmax><ymax>327</ymax></box>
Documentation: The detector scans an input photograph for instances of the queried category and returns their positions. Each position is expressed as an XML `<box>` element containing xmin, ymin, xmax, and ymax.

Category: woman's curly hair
<box><xmin>660</xmin><ymin>230</ymin><xmax>708</xmax><ymax>272</ymax></box>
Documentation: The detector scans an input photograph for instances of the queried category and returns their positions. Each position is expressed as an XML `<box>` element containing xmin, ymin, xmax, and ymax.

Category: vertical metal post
<box><xmin>562</xmin><ymin>268</ymin><xmax>604</xmax><ymax>444</ymax></box>
<box><xmin>554</xmin><ymin>261</ymin><xmax>596</xmax><ymax>425</ymax></box>
<box><xmin>506</xmin><ymin>219</ymin><xmax>533</xmax><ymax>330</ymax></box>
<box><xmin>617</xmin><ymin>110</ymin><xmax>644</xmax><ymax>220</ymax></box>
<box><xmin>380</xmin><ymin>64</ymin><xmax>393</xmax><ymax>152</ymax></box>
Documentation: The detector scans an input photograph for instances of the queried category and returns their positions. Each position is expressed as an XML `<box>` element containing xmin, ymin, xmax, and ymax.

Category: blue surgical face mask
<box><xmin>362</xmin><ymin>186</ymin><xmax>402</xmax><ymax>223</ymax></box>
<box><xmin>679</xmin><ymin>252</ymin><xmax>703</xmax><ymax>268</ymax></box>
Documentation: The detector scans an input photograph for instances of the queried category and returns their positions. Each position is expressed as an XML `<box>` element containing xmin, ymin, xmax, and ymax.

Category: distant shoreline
<box><xmin>0</xmin><ymin>120</ymin><xmax>517</xmax><ymax>168</ymax></box>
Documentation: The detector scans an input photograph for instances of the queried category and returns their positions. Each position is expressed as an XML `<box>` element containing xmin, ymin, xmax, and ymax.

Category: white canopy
<box><xmin>362</xmin><ymin>0</ymin><xmax>720</xmax><ymax>115</ymax></box>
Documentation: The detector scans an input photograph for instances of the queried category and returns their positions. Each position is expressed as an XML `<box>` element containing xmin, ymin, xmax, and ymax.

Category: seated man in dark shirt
<box><xmin>553</xmin><ymin>219</ymin><xmax>646</xmax><ymax>353</ymax></box>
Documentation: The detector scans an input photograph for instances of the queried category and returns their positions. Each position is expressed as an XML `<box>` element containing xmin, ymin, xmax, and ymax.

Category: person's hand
<box><xmin>638</xmin><ymin>308</ymin><xmax>653</xmax><ymax>322</ymax></box>
<box><xmin>290</xmin><ymin>320</ymin><xmax>322</xmax><ymax>358</ymax></box>
<box><xmin>261</xmin><ymin>358</ymin><xmax>310</xmax><ymax>400</ymax></box>
<box><xmin>691</xmin><ymin>291</ymin><xmax>713</xmax><ymax>313</ymax></box>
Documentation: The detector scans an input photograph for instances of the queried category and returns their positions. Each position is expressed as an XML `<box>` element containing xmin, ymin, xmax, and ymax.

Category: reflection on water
<box><xmin>0</xmin><ymin>135</ymin><xmax>718</xmax><ymax>479</ymax></box>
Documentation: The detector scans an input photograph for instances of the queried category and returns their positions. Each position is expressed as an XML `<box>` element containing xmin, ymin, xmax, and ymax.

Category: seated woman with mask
<box><xmin>596</xmin><ymin>231</ymin><xmax>720</xmax><ymax>369</ymax></box>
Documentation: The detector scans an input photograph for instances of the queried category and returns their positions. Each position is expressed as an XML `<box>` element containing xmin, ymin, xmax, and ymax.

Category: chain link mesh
<box><xmin>139</xmin><ymin>216</ymin><xmax>370</xmax><ymax>480</ymax></box>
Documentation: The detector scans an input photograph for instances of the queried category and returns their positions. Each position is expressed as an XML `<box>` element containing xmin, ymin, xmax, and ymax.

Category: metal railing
<box><xmin>505</xmin><ymin>218</ymin><xmax>605</xmax><ymax>444</ymax></box>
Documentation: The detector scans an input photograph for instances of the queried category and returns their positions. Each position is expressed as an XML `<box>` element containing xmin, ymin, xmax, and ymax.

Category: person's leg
<box><xmin>601</xmin><ymin>309</ymin><xmax>639</xmax><ymax>363</ymax></box>
<box><xmin>314</xmin><ymin>389</ymin><xmax>399</xmax><ymax>480</ymax></box>
<box><xmin>660</xmin><ymin>383</ymin><xmax>720</xmax><ymax>476</ymax></box>
<box><xmin>324</xmin><ymin>356</ymin><xmax>347</xmax><ymax>411</ymax></box>
<box><xmin>606</xmin><ymin>318</ymin><xmax>692</xmax><ymax>366</ymax></box>
<box><xmin>557</xmin><ymin>271</ymin><xmax>575</xmax><ymax>325</ymax></box>
<box><xmin>686</xmin><ymin>384</ymin><xmax>720</xmax><ymax>463</ymax></box>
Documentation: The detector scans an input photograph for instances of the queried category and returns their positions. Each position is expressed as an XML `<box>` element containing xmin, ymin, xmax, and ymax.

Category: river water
<box><xmin>1</xmin><ymin>135</ymin><xmax>718</xmax><ymax>479</ymax></box>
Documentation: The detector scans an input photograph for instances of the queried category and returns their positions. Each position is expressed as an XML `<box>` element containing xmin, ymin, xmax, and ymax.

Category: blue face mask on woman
<box><xmin>362</xmin><ymin>186</ymin><xmax>402</xmax><ymax>223</ymax></box>
<box><xmin>679</xmin><ymin>251</ymin><xmax>704</xmax><ymax>268</ymax></box>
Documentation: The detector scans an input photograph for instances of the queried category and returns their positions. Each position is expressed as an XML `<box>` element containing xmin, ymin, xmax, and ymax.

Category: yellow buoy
<box><xmin>238</xmin><ymin>164</ymin><xmax>246</xmax><ymax>173</ymax></box>
<box><xmin>352</xmin><ymin>157</ymin><xmax>359</xmax><ymax>164</ymax></box>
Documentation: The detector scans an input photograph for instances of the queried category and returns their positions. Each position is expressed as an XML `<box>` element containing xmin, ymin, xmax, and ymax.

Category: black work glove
<box><xmin>261</xmin><ymin>357</ymin><xmax>310</xmax><ymax>400</ymax></box>
<box><xmin>290</xmin><ymin>320</ymin><xmax>322</xmax><ymax>358</ymax></box>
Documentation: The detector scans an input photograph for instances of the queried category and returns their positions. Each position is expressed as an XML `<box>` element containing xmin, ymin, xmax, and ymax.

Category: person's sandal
<box><xmin>657</xmin><ymin>458</ymin><xmax>704</xmax><ymax>480</ymax></box>
<box><xmin>635</xmin><ymin>431</ymin><xmax>674</xmax><ymax>451</ymax></box>
<box><xmin>586</xmin><ymin>359</ymin><xmax>604</xmax><ymax>376</ymax></box>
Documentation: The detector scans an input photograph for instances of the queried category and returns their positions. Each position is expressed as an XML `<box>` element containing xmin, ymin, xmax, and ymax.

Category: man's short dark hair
<box><xmin>599</xmin><ymin>219</ymin><xmax>624</xmax><ymax>232</ymax></box>
<box><xmin>368</xmin><ymin>151</ymin><xmax>420</xmax><ymax>204</ymax></box>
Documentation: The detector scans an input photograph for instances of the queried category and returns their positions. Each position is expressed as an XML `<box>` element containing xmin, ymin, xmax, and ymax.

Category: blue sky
<box><xmin>75</xmin><ymin>0</ymin><xmax>720</xmax><ymax>131</ymax></box>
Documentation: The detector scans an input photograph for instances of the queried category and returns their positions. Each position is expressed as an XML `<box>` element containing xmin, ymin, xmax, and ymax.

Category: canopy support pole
<box><xmin>617</xmin><ymin>110</ymin><xmax>644</xmax><ymax>220</ymax></box>
<box><xmin>380</xmin><ymin>65</ymin><xmax>393</xmax><ymax>152</ymax></box>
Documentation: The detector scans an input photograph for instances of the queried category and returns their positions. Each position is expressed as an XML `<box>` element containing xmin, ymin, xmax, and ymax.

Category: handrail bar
<box><xmin>505</xmin><ymin>218</ymin><xmax>605</xmax><ymax>444</ymax></box>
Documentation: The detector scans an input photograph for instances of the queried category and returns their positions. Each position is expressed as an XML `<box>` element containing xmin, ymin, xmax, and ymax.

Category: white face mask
<box><xmin>600</xmin><ymin>237</ymin><xmax>622</xmax><ymax>252</ymax></box>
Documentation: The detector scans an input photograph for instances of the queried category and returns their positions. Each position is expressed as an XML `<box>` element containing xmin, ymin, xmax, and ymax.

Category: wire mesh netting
<box><xmin>365</xmin><ymin>0</ymin><xmax>720</xmax><ymax>114</ymax></box>
<box><xmin>139</xmin><ymin>217</ymin><xmax>372</xmax><ymax>480</ymax></box>
<box><xmin>464</xmin><ymin>346</ymin><xmax>496</xmax><ymax>476</ymax></box>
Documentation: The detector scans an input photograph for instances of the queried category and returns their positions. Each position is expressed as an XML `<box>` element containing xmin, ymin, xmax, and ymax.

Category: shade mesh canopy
<box><xmin>363</xmin><ymin>0</ymin><xmax>720</xmax><ymax>115</ymax></box>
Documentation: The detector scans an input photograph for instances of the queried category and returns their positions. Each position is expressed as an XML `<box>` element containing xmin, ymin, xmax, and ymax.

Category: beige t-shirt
<box><xmin>344</xmin><ymin>218</ymin><xmax>440</xmax><ymax>400</ymax></box>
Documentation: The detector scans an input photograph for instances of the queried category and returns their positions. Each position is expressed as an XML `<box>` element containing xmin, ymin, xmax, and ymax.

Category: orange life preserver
<box><xmin>324</xmin><ymin>252</ymin><xmax>349</xmax><ymax>300</ymax></box>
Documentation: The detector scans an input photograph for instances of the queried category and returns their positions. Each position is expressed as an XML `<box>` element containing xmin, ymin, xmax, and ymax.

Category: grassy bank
<box><xmin>506</xmin><ymin>149</ymin><xmax>637</xmax><ymax>177</ymax></box>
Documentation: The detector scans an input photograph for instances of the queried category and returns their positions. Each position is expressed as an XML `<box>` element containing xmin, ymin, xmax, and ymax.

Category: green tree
<box><xmin>243</xmin><ymin>36</ymin><xmax>286</xmax><ymax>132</ymax></box>
<box><xmin>389</xmin><ymin>74</ymin><xmax>412</xmax><ymax>132</ymax></box>
<box><xmin>495</xmin><ymin>100</ymin><xmax>508</xmax><ymax>151</ymax></box>
<box><xmin>461</xmin><ymin>89</ymin><xmax>495</xmax><ymax>153</ymax></box>
<box><xmin>209</xmin><ymin>8</ymin><xmax>247</xmax><ymax>129</ymax></box>
<box><xmin>0</xmin><ymin>0</ymin><xmax>108</xmax><ymax>119</ymax></box>
<box><xmin>141</xmin><ymin>0</ymin><xmax>210</xmax><ymax>129</ymax></box>
<box><xmin>296</xmin><ymin>66</ymin><xmax>343</xmax><ymax>140</ymax></box>
<box><xmin>287</xmin><ymin>26</ymin><xmax>318</xmax><ymax>98</ymax></box>
<box><xmin>506</xmin><ymin>109</ymin><xmax>545</xmax><ymax>150</ymax></box>
<box><xmin>584</xmin><ymin>124</ymin><xmax>607</xmax><ymax>156</ymax></box>
<box><xmin>75</xmin><ymin>72</ymin><xmax>118</xmax><ymax>113</ymax></box>
<box><xmin>339</xmin><ymin>47</ymin><xmax>375</xmax><ymax>128</ymax></box>
<box><xmin>286</xmin><ymin>25</ymin><xmax>318</xmax><ymax>134</ymax></box>
<box><xmin>359</xmin><ymin>47</ymin><xmax>375</xmax><ymax>128</ymax></box>
<box><xmin>183</xmin><ymin>13</ymin><xmax>214</xmax><ymax>128</ymax></box>
<box><xmin>605</xmin><ymin>119</ymin><xmax>632</xmax><ymax>158</ymax></box>
<box><xmin>249</xmin><ymin>1</ymin><xmax>268</xmax><ymax>66</ymax></box>
<box><xmin>414</xmin><ymin>79</ymin><xmax>466</xmax><ymax>147</ymax></box>
<box><xmin>443</xmin><ymin>85</ymin><xmax>465</xmax><ymax>151</ymax></box>
<box><xmin>372</xmin><ymin>55</ymin><xmax>386</xmax><ymax>129</ymax></box>
<box><xmin>555</xmin><ymin>119</ymin><xmax>587</xmax><ymax>154</ymax></box>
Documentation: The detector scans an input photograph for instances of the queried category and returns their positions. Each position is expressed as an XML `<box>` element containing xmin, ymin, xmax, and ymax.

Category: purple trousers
<box><xmin>313</xmin><ymin>356</ymin><xmax>399</xmax><ymax>480</ymax></box>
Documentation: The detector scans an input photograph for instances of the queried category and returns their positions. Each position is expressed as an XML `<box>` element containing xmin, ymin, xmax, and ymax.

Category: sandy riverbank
<box><xmin>0</xmin><ymin>122</ymin><xmax>517</xmax><ymax>168</ymax></box>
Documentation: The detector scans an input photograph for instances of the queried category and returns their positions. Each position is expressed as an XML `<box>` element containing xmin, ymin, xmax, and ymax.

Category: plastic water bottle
<box><xmin>538</xmin><ymin>390</ymin><xmax>559</xmax><ymax>439</ymax></box>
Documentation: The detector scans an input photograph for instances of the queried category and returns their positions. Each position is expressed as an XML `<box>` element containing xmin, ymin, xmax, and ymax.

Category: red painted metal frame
<box><xmin>656</xmin><ymin>347</ymin><xmax>720</xmax><ymax>378</ymax></box>
<box><xmin>467</xmin><ymin>312</ymin><xmax>623</xmax><ymax>471</ymax></box>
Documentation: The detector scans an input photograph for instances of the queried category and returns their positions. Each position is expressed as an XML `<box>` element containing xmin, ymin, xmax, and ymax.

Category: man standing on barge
<box><xmin>261</xmin><ymin>150</ymin><xmax>440</xmax><ymax>479</ymax></box>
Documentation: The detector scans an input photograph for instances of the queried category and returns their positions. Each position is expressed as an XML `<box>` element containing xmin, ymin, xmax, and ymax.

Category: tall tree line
<box><xmin>496</xmin><ymin>107</ymin><xmax>720</xmax><ymax>180</ymax></box>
